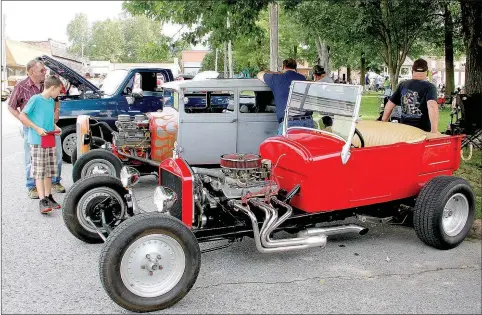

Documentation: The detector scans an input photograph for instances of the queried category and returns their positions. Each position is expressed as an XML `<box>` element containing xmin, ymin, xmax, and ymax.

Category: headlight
<box><xmin>153</xmin><ymin>186</ymin><xmax>177</xmax><ymax>213</ymax></box>
<box><xmin>120</xmin><ymin>166</ymin><xmax>141</xmax><ymax>188</ymax></box>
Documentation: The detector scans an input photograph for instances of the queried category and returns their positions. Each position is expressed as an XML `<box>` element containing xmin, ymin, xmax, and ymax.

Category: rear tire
<box><xmin>99</xmin><ymin>213</ymin><xmax>201</xmax><ymax>312</ymax></box>
<box><xmin>62</xmin><ymin>174</ymin><xmax>128</xmax><ymax>244</ymax></box>
<box><xmin>72</xmin><ymin>149</ymin><xmax>123</xmax><ymax>183</ymax></box>
<box><xmin>414</xmin><ymin>176</ymin><xmax>475</xmax><ymax>250</ymax></box>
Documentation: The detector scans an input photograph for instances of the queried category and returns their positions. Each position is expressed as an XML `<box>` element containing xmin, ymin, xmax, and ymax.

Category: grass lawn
<box><xmin>359</xmin><ymin>94</ymin><xmax>481</xmax><ymax>219</ymax></box>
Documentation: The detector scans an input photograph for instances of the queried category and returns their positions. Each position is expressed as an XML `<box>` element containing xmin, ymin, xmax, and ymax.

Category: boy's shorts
<box><xmin>30</xmin><ymin>145</ymin><xmax>58</xmax><ymax>179</ymax></box>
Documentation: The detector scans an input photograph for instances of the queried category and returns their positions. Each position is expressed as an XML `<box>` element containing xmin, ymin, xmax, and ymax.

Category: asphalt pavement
<box><xmin>1</xmin><ymin>102</ymin><xmax>481</xmax><ymax>314</ymax></box>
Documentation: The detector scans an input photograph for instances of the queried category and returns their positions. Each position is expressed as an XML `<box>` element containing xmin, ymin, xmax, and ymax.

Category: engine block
<box><xmin>113</xmin><ymin>114</ymin><xmax>151</xmax><ymax>148</ymax></box>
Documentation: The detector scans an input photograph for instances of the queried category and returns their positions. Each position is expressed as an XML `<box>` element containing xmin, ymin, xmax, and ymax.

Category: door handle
<box><xmin>230</xmin><ymin>118</ymin><xmax>237</xmax><ymax>123</ymax></box>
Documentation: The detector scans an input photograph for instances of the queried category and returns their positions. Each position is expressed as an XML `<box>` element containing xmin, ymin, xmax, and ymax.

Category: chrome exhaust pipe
<box><xmin>297</xmin><ymin>224</ymin><xmax>369</xmax><ymax>238</ymax></box>
<box><xmin>229</xmin><ymin>200</ymin><xmax>326</xmax><ymax>253</ymax></box>
<box><xmin>249</xmin><ymin>198</ymin><xmax>324</xmax><ymax>249</ymax></box>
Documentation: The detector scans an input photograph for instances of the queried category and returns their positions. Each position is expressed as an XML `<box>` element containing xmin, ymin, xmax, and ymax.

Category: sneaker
<box><xmin>28</xmin><ymin>187</ymin><xmax>39</xmax><ymax>199</ymax></box>
<box><xmin>39</xmin><ymin>198</ymin><xmax>52</xmax><ymax>214</ymax></box>
<box><xmin>52</xmin><ymin>183</ymin><xmax>66</xmax><ymax>193</ymax></box>
<box><xmin>47</xmin><ymin>194</ymin><xmax>61</xmax><ymax>209</ymax></box>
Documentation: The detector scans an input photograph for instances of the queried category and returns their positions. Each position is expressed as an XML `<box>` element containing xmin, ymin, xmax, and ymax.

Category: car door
<box><xmin>117</xmin><ymin>70</ymin><xmax>172</xmax><ymax>116</ymax></box>
<box><xmin>236</xmin><ymin>89</ymin><xmax>278</xmax><ymax>154</ymax></box>
<box><xmin>137</xmin><ymin>71</ymin><xmax>167</xmax><ymax>113</ymax></box>
<box><xmin>177</xmin><ymin>88</ymin><xmax>238</xmax><ymax>165</ymax></box>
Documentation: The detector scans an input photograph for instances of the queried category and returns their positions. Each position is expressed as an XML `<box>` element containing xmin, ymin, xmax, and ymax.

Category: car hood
<box><xmin>38</xmin><ymin>55</ymin><xmax>100</xmax><ymax>94</ymax></box>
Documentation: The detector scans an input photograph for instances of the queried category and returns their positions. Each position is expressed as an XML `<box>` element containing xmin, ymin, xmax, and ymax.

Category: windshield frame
<box><xmin>282</xmin><ymin>81</ymin><xmax>363</xmax><ymax>165</ymax></box>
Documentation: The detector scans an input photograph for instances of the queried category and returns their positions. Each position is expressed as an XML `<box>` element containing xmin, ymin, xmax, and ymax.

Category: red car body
<box><xmin>158</xmin><ymin>128</ymin><xmax>464</xmax><ymax>227</ymax></box>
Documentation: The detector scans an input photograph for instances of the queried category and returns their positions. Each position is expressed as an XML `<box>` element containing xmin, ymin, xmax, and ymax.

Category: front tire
<box><xmin>72</xmin><ymin>149</ymin><xmax>123</xmax><ymax>183</ymax></box>
<box><xmin>100</xmin><ymin>213</ymin><xmax>201</xmax><ymax>313</ymax></box>
<box><xmin>60</xmin><ymin>124</ymin><xmax>77</xmax><ymax>163</ymax></box>
<box><xmin>71</xmin><ymin>136</ymin><xmax>107</xmax><ymax>165</ymax></box>
<box><xmin>62</xmin><ymin>174</ymin><xmax>128</xmax><ymax>243</ymax></box>
<box><xmin>414</xmin><ymin>176</ymin><xmax>475</xmax><ymax>250</ymax></box>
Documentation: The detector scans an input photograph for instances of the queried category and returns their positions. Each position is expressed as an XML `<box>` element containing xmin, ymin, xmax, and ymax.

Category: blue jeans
<box><xmin>277</xmin><ymin>118</ymin><xmax>315</xmax><ymax>135</ymax></box>
<box><xmin>24</xmin><ymin>127</ymin><xmax>62</xmax><ymax>189</ymax></box>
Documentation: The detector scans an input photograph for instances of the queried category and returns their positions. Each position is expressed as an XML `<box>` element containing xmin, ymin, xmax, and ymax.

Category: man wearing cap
<box><xmin>257</xmin><ymin>58</ymin><xmax>314</xmax><ymax>135</ymax></box>
<box><xmin>381</xmin><ymin>58</ymin><xmax>439</xmax><ymax>133</ymax></box>
<box><xmin>313</xmin><ymin>65</ymin><xmax>334</xmax><ymax>83</ymax></box>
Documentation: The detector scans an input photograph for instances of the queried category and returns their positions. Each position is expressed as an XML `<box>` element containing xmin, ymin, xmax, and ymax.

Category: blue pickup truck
<box><xmin>39</xmin><ymin>55</ymin><xmax>175</xmax><ymax>162</ymax></box>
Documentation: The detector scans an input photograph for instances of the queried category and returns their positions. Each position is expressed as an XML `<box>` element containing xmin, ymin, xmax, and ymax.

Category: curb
<box><xmin>468</xmin><ymin>219</ymin><xmax>482</xmax><ymax>240</ymax></box>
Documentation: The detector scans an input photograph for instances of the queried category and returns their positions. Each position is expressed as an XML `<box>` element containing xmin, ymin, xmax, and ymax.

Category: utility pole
<box><xmin>269</xmin><ymin>2</ymin><xmax>279</xmax><ymax>72</ymax></box>
<box><xmin>224</xmin><ymin>42</ymin><xmax>228</xmax><ymax>78</ymax></box>
<box><xmin>227</xmin><ymin>14</ymin><xmax>233</xmax><ymax>78</ymax></box>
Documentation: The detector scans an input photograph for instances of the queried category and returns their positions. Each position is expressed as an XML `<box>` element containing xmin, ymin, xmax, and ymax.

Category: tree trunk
<box><xmin>460</xmin><ymin>0</ymin><xmax>482</xmax><ymax>95</ymax></box>
<box><xmin>269</xmin><ymin>2</ymin><xmax>279</xmax><ymax>72</ymax></box>
<box><xmin>293</xmin><ymin>45</ymin><xmax>297</xmax><ymax>59</ymax></box>
<box><xmin>315</xmin><ymin>36</ymin><xmax>330</xmax><ymax>76</ymax></box>
<box><xmin>360</xmin><ymin>52</ymin><xmax>366</xmax><ymax>87</ymax></box>
<box><xmin>347</xmin><ymin>66</ymin><xmax>351</xmax><ymax>83</ymax></box>
<box><xmin>444</xmin><ymin>3</ymin><xmax>455</xmax><ymax>97</ymax></box>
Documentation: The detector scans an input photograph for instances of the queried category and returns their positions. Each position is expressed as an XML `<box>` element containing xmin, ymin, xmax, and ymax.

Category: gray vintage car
<box><xmin>71</xmin><ymin>78</ymin><xmax>279</xmax><ymax>182</ymax></box>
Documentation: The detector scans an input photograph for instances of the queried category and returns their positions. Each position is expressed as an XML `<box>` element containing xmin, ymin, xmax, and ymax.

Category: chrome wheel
<box><xmin>77</xmin><ymin>187</ymin><xmax>126</xmax><ymax>234</ymax></box>
<box><xmin>81</xmin><ymin>159</ymin><xmax>116</xmax><ymax>178</ymax></box>
<box><xmin>63</xmin><ymin>133</ymin><xmax>77</xmax><ymax>157</ymax></box>
<box><xmin>442</xmin><ymin>193</ymin><xmax>469</xmax><ymax>237</ymax></box>
<box><xmin>120</xmin><ymin>234</ymin><xmax>186</xmax><ymax>298</ymax></box>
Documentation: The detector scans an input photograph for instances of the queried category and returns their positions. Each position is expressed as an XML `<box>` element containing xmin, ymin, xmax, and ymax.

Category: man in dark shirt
<box><xmin>257</xmin><ymin>58</ymin><xmax>314</xmax><ymax>135</ymax></box>
<box><xmin>382</xmin><ymin>58</ymin><xmax>439</xmax><ymax>133</ymax></box>
<box><xmin>8</xmin><ymin>59</ymin><xmax>66</xmax><ymax>199</ymax></box>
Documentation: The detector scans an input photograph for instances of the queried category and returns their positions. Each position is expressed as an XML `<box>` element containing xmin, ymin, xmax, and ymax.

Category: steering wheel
<box><xmin>352</xmin><ymin>128</ymin><xmax>365</xmax><ymax>148</ymax></box>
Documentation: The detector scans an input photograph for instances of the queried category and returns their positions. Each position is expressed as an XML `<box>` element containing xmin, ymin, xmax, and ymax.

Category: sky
<box><xmin>1</xmin><ymin>0</ymin><xmax>204</xmax><ymax>47</ymax></box>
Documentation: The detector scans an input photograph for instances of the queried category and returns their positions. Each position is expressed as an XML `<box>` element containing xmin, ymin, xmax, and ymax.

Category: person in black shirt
<box><xmin>382</xmin><ymin>58</ymin><xmax>439</xmax><ymax>133</ymax></box>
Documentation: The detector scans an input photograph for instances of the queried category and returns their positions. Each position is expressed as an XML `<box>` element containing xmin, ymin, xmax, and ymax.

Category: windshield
<box><xmin>100</xmin><ymin>70</ymin><xmax>129</xmax><ymax>95</ymax></box>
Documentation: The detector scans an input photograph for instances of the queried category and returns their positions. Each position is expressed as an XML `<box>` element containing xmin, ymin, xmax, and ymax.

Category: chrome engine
<box><xmin>113</xmin><ymin>114</ymin><xmax>150</xmax><ymax>148</ymax></box>
<box><xmin>192</xmin><ymin>153</ymin><xmax>275</xmax><ymax>200</ymax></box>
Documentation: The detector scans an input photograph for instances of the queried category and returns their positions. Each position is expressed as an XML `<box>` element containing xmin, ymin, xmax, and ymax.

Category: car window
<box><xmin>101</xmin><ymin>69</ymin><xmax>129</xmax><ymax>95</ymax></box>
<box><xmin>184</xmin><ymin>89</ymin><xmax>234</xmax><ymax>114</ymax></box>
<box><xmin>239</xmin><ymin>90</ymin><xmax>276</xmax><ymax>114</ymax></box>
<box><xmin>163</xmin><ymin>89</ymin><xmax>178</xmax><ymax>110</ymax></box>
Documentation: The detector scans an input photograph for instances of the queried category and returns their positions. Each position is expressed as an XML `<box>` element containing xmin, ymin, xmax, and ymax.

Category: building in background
<box><xmin>5</xmin><ymin>38</ymin><xmax>90</xmax><ymax>80</ymax></box>
<box><xmin>181</xmin><ymin>50</ymin><xmax>210</xmax><ymax>75</ymax></box>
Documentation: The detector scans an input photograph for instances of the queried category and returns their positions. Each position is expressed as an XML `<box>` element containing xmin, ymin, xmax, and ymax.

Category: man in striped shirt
<box><xmin>8</xmin><ymin>59</ymin><xmax>65</xmax><ymax>199</ymax></box>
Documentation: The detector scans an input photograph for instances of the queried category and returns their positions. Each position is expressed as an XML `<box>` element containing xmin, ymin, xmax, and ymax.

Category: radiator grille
<box><xmin>160</xmin><ymin>169</ymin><xmax>183</xmax><ymax>221</ymax></box>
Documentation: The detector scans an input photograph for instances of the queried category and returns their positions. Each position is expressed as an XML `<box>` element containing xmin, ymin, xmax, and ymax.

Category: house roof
<box><xmin>181</xmin><ymin>50</ymin><xmax>210</xmax><ymax>63</ymax></box>
<box><xmin>6</xmin><ymin>39</ymin><xmax>51</xmax><ymax>67</ymax></box>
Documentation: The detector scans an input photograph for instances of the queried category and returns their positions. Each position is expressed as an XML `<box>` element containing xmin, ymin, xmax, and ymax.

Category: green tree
<box><xmin>460</xmin><ymin>0</ymin><xmax>482</xmax><ymax>94</ymax></box>
<box><xmin>89</xmin><ymin>19</ymin><xmax>126</xmax><ymax>62</ymax></box>
<box><xmin>123</xmin><ymin>0</ymin><xmax>273</xmax><ymax>47</ymax></box>
<box><xmin>66</xmin><ymin>13</ymin><xmax>90</xmax><ymax>57</ymax></box>
<box><xmin>122</xmin><ymin>15</ymin><xmax>171</xmax><ymax>62</ymax></box>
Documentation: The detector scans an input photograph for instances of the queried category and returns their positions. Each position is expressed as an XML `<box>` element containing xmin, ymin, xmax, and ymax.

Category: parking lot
<box><xmin>1</xmin><ymin>104</ymin><xmax>481</xmax><ymax>314</ymax></box>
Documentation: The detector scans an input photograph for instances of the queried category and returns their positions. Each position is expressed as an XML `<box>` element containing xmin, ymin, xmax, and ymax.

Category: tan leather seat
<box><xmin>351</xmin><ymin>120</ymin><xmax>428</xmax><ymax>147</ymax></box>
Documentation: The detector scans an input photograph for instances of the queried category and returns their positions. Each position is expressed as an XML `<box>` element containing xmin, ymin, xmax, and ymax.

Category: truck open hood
<box><xmin>38</xmin><ymin>55</ymin><xmax>101</xmax><ymax>94</ymax></box>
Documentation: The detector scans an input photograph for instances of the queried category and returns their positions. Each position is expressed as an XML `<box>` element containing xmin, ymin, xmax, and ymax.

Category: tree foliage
<box><xmin>66</xmin><ymin>13</ymin><xmax>183</xmax><ymax>63</ymax></box>
<box><xmin>66</xmin><ymin>13</ymin><xmax>90</xmax><ymax>56</ymax></box>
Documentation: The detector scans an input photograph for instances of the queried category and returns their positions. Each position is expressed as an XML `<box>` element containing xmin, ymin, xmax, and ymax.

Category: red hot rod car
<box><xmin>62</xmin><ymin>81</ymin><xmax>475</xmax><ymax>313</ymax></box>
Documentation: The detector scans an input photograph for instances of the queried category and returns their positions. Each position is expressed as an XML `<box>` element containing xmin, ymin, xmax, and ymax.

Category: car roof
<box><xmin>162</xmin><ymin>78</ymin><xmax>270</xmax><ymax>91</ymax></box>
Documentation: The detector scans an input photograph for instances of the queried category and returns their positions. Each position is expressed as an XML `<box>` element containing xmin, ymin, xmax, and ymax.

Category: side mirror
<box><xmin>132</xmin><ymin>88</ymin><xmax>144</xmax><ymax>98</ymax></box>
